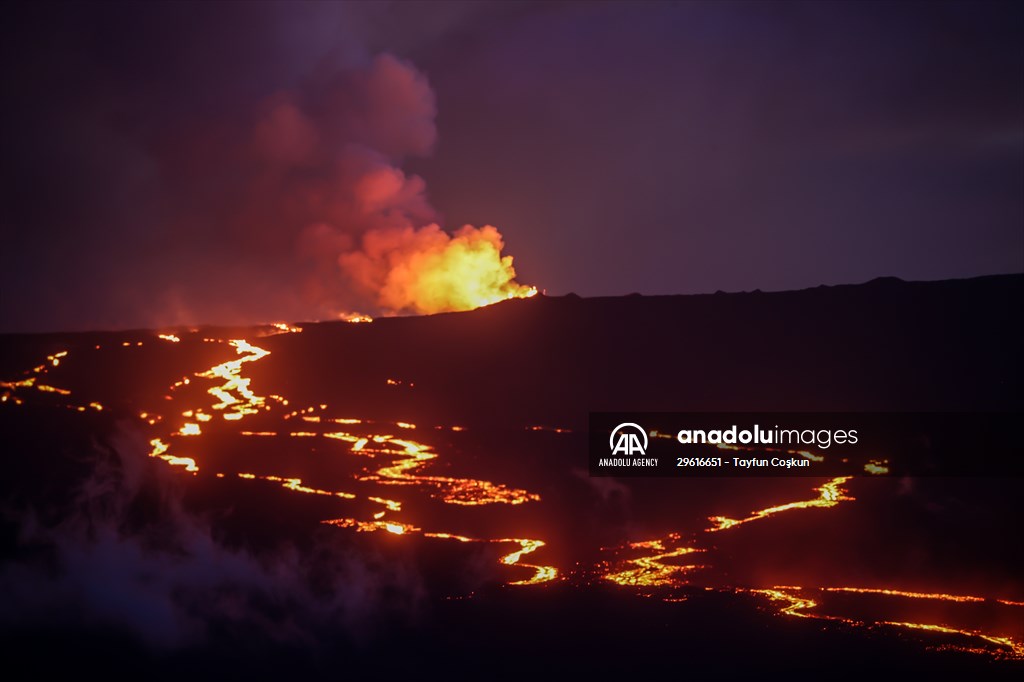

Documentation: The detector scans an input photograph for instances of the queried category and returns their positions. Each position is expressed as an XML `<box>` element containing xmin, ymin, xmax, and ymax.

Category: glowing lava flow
<box><xmin>747</xmin><ymin>586</ymin><xmax>1024</xmax><ymax>659</ymax></box>
<box><xmin>355</xmin><ymin>433</ymin><xmax>540</xmax><ymax>506</ymax></box>
<box><xmin>197</xmin><ymin>339</ymin><xmax>270</xmax><ymax>420</ymax></box>
<box><xmin>0</xmin><ymin>376</ymin><xmax>70</xmax><ymax>397</ymax></box>
<box><xmin>498</xmin><ymin>539</ymin><xmax>557</xmax><ymax>585</ymax></box>
<box><xmin>148</xmin><ymin>438</ymin><xmax>198</xmax><ymax>473</ymax></box>
<box><xmin>238</xmin><ymin>473</ymin><xmax>357</xmax><ymax>500</ymax></box>
<box><xmin>879</xmin><ymin>622</ymin><xmax>1022</xmax><ymax>658</ymax></box>
<box><xmin>594</xmin><ymin>476</ymin><xmax>1023</xmax><ymax>660</ymax></box>
<box><xmin>324</xmin><ymin>518</ymin><xmax>420</xmax><ymax>535</ymax></box>
<box><xmin>2</xmin><ymin>334</ymin><xmax>1017</xmax><ymax>655</ymax></box>
<box><xmin>0</xmin><ymin>328</ymin><xmax>558</xmax><ymax>587</ymax></box>
<box><xmin>155</xmin><ymin>328</ymin><xmax>552</xmax><ymax>585</ymax></box>
<box><xmin>421</xmin><ymin>532</ymin><xmax>559</xmax><ymax>585</ymax></box>
<box><xmin>707</xmin><ymin>477</ymin><xmax>853</xmax><ymax>531</ymax></box>
<box><xmin>317</xmin><ymin>525</ymin><xmax>558</xmax><ymax>584</ymax></box>
<box><xmin>602</xmin><ymin>535</ymin><xmax>704</xmax><ymax>589</ymax></box>
<box><xmin>823</xmin><ymin>587</ymin><xmax>986</xmax><ymax>603</ymax></box>
<box><xmin>749</xmin><ymin>588</ymin><xmax>826</xmax><ymax>619</ymax></box>
<box><xmin>0</xmin><ymin>349</ymin><xmax>103</xmax><ymax>412</ymax></box>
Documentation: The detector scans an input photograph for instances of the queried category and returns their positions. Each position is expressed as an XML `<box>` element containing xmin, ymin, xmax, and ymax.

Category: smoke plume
<box><xmin>340</xmin><ymin>224</ymin><xmax>534</xmax><ymax>314</ymax></box>
<box><xmin>210</xmin><ymin>51</ymin><xmax>534</xmax><ymax>320</ymax></box>
<box><xmin>3</xmin><ymin>4</ymin><xmax>534</xmax><ymax>331</ymax></box>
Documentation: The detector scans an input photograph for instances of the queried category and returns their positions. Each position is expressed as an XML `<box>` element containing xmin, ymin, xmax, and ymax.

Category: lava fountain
<box><xmin>340</xmin><ymin>223</ymin><xmax>537</xmax><ymax>315</ymax></box>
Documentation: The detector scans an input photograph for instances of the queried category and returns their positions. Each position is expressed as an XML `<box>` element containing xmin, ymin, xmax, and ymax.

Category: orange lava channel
<box><xmin>707</xmin><ymin>477</ymin><xmax>853</xmax><ymax>531</ymax></box>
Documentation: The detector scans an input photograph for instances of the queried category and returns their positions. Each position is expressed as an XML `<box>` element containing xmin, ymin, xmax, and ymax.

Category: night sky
<box><xmin>3</xmin><ymin>1</ymin><xmax>1022</xmax><ymax>332</ymax></box>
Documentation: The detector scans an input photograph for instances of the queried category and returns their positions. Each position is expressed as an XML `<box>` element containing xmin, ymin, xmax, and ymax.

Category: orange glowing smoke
<box><xmin>340</xmin><ymin>224</ymin><xmax>537</xmax><ymax>314</ymax></box>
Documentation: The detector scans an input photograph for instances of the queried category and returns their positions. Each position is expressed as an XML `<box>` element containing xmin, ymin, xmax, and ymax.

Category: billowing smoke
<box><xmin>341</xmin><ymin>224</ymin><xmax>534</xmax><ymax>314</ymax></box>
<box><xmin>3</xmin><ymin>4</ymin><xmax>535</xmax><ymax>331</ymax></box>
<box><xmin>0</xmin><ymin>421</ymin><xmax>423</xmax><ymax>648</ymax></box>
<box><xmin>216</xmin><ymin>52</ymin><xmax>535</xmax><ymax>320</ymax></box>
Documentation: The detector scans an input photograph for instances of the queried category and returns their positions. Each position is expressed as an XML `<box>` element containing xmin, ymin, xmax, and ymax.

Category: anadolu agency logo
<box><xmin>599</xmin><ymin>422</ymin><xmax>658</xmax><ymax>468</ymax></box>
<box><xmin>609</xmin><ymin>423</ymin><xmax>649</xmax><ymax>456</ymax></box>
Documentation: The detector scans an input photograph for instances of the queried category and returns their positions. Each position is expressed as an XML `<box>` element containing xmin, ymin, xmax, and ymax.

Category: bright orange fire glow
<box><xmin>340</xmin><ymin>224</ymin><xmax>538</xmax><ymax>315</ymax></box>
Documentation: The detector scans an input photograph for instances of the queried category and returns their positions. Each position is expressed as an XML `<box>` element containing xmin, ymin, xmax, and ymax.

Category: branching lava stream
<box><xmin>1</xmin><ymin>330</ymin><xmax>1020</xmax><ymax>661</ymax></box>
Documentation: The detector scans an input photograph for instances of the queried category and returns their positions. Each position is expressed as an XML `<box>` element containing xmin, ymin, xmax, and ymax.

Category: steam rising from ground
<box><xmin>0</xmin><ymin>423</ymin><xmax>422</xmax><ymax>648</ymax></box>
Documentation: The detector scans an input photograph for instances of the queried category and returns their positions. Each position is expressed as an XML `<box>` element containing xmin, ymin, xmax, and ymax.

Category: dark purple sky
<box><xmin>3</xmin><ymin>1</ymin><xmax>1022</xmax><ymax>331</ymax></box>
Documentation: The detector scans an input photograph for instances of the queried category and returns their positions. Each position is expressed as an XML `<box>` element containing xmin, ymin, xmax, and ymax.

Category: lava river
<box><xmin>1</xmin><ymin>325</ymin><xmax>1020</xmax><ymax>660</ymax></box>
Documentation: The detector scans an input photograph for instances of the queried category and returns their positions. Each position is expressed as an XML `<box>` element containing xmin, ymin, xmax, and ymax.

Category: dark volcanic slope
<box><xmin>1</xmin><ymin>274</ymin><xmax>1019</xmax><ymax>428</ymax></box>
<box><xmin>251</xmin><ymin>274</ymin><xmax>1022</xmax><ymax>429</ymax></box>
<box><xmin>1</xmin><ymin>274</ymin><xmax>1022</xmax><ymax>677</ymax></box>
